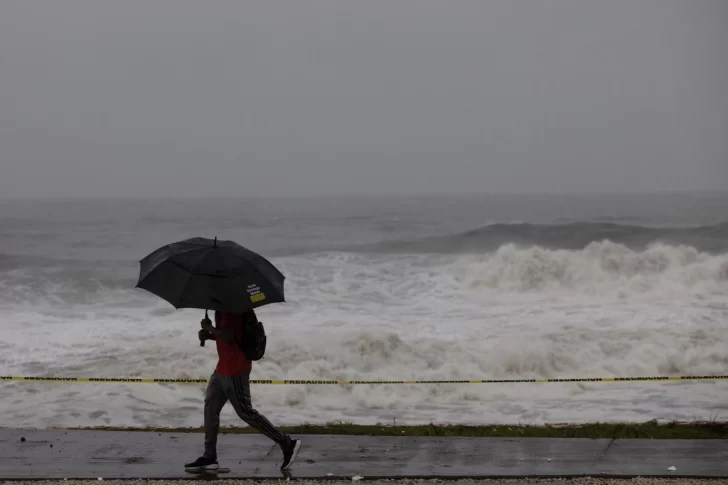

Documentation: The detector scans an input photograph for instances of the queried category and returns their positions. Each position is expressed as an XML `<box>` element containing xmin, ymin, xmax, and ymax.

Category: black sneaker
<box><xmin>185</xmin><ymin>456</ymin><xmax>220</xmax><ymax>471</ymax></box>
<box><xmin>280</xmin><ymin>439</ymin><xmax>302</xmax><ymax>471</ymax></box>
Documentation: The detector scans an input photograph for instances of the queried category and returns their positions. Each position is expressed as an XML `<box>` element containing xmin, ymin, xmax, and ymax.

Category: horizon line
<box><xmin>1</xmin><ymin>189</ymin><xmax>726</xmax><ymax>203</ymax></box>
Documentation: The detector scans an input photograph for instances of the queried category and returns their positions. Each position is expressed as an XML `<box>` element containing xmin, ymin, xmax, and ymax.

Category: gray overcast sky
<box><xmin>0</xmin><ymin>0</ymin><xmax>726</xmax><ymax>198</ymax></box>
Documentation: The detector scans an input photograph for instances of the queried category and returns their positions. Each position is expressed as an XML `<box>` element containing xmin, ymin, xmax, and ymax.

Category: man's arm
<box><xmin>201</xmin><ymin>320</ymin><xmax>235</xmax><ymax>343</ymax></box>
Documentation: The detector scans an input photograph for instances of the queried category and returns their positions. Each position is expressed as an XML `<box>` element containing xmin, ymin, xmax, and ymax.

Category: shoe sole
<box><xmin>281</xmin><ymin>440</ymin><xmax>302</xmax><ymax>471</ymax></box>
<box><xmin>185</xmin><ymin>464</ymin><xmax>220</xmax><ymax>471</ymax></box>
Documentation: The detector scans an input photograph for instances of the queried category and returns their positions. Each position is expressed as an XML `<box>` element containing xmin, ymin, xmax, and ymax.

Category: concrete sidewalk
<box><xmin>0</xmin><ymin>429</ymin><xmax>726</xmax><ymax>479</ymax></box>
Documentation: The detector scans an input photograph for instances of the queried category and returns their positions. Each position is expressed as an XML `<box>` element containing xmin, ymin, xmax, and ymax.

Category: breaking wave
<box><xmin>361</xmin><ymin>222</ymin><xmax>728</xmax><ymax>254</ymax></box>
<box><xmin>3</xmin><ymin>221</ymin><xmax>728</xmax><ymax>308</ymax></box>
<box><xmin>461</xmin><ymin>241</ymin><xmax>728</xmax><ymax>295</ymax></box>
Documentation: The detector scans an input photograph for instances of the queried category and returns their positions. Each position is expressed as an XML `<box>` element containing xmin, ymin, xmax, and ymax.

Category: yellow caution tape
<box><xmin>1</xmin><ymin>375</ymin><xmax>728</xmax><ymax>385</ymax></box>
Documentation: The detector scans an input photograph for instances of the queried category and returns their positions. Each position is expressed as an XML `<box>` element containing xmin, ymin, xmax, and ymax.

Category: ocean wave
<box><xmin>3</xmin><ymin>322</ymin><xmax>728</xmax><ymax>428</ymax></box>
<box><xmin>356</xmin><ymin>222</ymin><xmax>728</xmax><ymax>254</ymax></box>
<box><xmin>461</xmin><ymin>241</ymin><xmax>728</xmax><ymax>295</ymax></box>
<box><xmin>0</xmin><ymin>261</ymin><xmax>138</xmax><ymax>306</ymax></box>
<box><xmin>3</xmin><ymin>222</ymin><xmax>728</xmax><ymax>306</ymax></box>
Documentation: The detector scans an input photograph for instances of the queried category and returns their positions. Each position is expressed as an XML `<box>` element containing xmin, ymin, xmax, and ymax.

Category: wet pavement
<box><xmin>0</xmin><ymin>429</ymin><xmax>726</xmax><ymax>479</ymax></box>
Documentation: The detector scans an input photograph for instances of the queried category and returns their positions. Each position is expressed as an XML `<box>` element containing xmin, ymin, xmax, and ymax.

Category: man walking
<box><xmin>185</xmin><ymin>310</ymin><xmax>301</xmax><ymax>472</ymax></box>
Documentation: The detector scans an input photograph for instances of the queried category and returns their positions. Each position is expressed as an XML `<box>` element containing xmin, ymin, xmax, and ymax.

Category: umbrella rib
<box><xmin>137</xmin><ymin>246</ymin><xmax>213</xmax><ymax>287</ymax></box>
<box><xmin>173</xmin><ymin>270</ymin><xmax>195</xmax><ymax>309</ymax></box>
<box><xmin>169</xmin><ymin>259</ymin><xmax>226</xmax><ymax>278</ymax></box>
<box><xmin>172</xmin><ymin>247</ymin><xmax>225</xmax><ymax>309</ymax></box>
<box><xmin>191</xmin><ymin>247</ymin><xmax>223</xmax><ymax>277</ymax></box>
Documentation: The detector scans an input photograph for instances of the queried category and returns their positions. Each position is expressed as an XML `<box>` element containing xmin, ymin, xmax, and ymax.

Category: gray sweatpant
<box><xmin>203</xmin><ymin>369</ymin><xmax>289</xmax><ymax>458</ymax></box>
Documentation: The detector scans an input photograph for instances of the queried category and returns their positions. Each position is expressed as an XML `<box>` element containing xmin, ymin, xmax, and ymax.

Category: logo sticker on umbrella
<box><xmin>247</xmin><ymin>284</ymin><xmax>266</xmax><ymax>303</ymax></box>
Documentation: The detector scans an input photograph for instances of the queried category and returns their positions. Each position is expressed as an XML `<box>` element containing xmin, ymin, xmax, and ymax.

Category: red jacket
<box><xmin>214</xmin><ymin>311</ymin><xmax>252</xmax><ymax>375</ymax></box>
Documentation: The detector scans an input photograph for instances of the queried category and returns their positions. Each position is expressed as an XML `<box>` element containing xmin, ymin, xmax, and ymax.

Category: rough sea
<box><xmin>1</xmin><ymin>193</ymin><xmax>727</xmax><ymax>429</ymax></box>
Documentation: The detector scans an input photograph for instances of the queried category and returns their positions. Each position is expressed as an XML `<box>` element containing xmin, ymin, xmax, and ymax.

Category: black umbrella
<box><xmin>136</xmin><ymin>237</ymin><xmax>285</xmax><ymax>314</ymax></box>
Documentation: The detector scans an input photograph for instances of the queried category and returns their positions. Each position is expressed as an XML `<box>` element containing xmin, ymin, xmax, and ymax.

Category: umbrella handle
<box><xmin>200</xmin><ymin>309</ymin><xmax>210</xmax><ymax>347</ymax></box>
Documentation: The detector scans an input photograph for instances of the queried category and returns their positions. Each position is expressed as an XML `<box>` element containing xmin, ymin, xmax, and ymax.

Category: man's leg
<box><xmin>219</xmin><ymin>369</ymin><xmax>288</xmax><ymax>445</ymax></box>
<box><xmin>203</xmin><ymin>372</ymin><xmax>228</xmax><ymax>459</ymax></box>
<box><xmin>185</xmin><ymin>372</ymin><xmax>227</xmax><ymax>470</ymax></box>
<box><xmin>219</xmin><ymin>370</ymin><xmax>302</xmax><ymax>470</ymax></box>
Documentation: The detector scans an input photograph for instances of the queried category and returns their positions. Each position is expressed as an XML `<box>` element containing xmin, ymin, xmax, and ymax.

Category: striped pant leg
<box><xmin>219</xmin><ymin>370</ymin><xmax>289</xmax><ymax>446</ymax></box>
<box><xmin>203</xmin><ymin>372</ymin><xmax>228</xmax><ymax>458</ymax></box>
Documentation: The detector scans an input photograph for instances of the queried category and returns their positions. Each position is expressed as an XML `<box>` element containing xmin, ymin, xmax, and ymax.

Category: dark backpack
<box><xmin>237</xmin><ymin>316</ymin><xmax>267</xmax><ymax>361</ymax></box>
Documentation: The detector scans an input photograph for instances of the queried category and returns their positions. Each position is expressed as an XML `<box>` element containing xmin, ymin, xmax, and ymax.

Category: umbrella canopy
<box><xmin>136</xmin><ymin>237</ymin><xmax>285</xmax><ymax>313</ymax></box>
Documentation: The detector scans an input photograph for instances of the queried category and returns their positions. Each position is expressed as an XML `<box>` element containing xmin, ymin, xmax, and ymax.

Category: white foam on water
<box><xmin>461</xmin><ymin>241</ymin><xmax>728</xmax><ymax>298</ymax></box>
<box><xmin>1</xmin><ymin>243</ymin><xmax>727</xmax><ymax>428</ymax></box>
